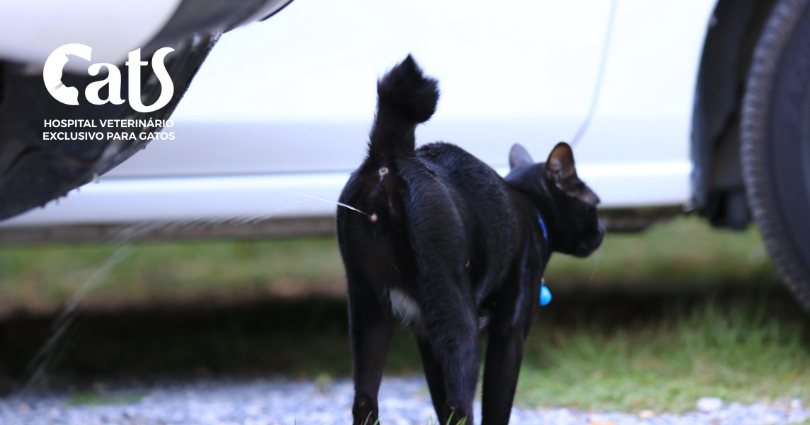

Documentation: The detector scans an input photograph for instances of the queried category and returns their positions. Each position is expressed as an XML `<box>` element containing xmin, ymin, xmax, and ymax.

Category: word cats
<box><xmin>43</xmin><ymin>43</ymin><xmax>174</xmax><ymax>113</ymax></box>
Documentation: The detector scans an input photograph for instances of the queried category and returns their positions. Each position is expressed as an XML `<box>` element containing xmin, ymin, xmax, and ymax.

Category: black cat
<box><xmin>336</xmin><ymin>55</ymin><xmax>604</xmax><ymax>425</ymax></box>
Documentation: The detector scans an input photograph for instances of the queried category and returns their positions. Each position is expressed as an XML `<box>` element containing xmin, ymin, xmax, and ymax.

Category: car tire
<box><xmin>742</xmin><ymin>0</ymin><xmax>810</xmax><ymax>310</ymax></box>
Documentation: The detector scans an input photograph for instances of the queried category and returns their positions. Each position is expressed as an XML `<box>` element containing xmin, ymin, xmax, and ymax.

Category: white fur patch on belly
<box><xmin>389</xmin><ymin>289</ymin><xmax>421</xmax><ymax>325</ymax></box>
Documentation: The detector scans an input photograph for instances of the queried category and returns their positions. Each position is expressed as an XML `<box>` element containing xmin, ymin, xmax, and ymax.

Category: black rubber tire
<box><xmin>742</xmin><ymin>0</ymin><xmax>810</xmax><ymax>310</ymax></box>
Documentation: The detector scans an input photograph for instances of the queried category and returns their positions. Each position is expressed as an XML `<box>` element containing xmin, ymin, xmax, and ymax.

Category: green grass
<box><xmin>0</xmin><ymin>237</ymin><xmax>344</xmax><ymax>311</ymax></box>
<box><xmin>1</xmin><ymin>217</ymin><xmax>808</xmax><ymax>413</ymax></box>
<box><xmin>545</xmin><ymin>216</ymin><xmax>776</xmax><ymax>286</ymax></box>
<box><xmin>0</xmin><ymin>217</ymin><xmax>776</xmax><ymax>310</ymax></box>
<box><xmin>518</xmin><ymin>294</ymin><xmax>810</xmax><ymax>412</ymax></box>
<box><xmin>67</xmin><ymin>390</ymin><xmax>144</xmax><ymax>406</ymax></box>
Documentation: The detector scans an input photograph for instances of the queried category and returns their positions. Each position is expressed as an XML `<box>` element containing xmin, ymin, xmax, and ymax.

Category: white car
<box><xmin>1</xmin><ymin>0</ymin><xmax>808</xmax><ymax>309</ymax></box>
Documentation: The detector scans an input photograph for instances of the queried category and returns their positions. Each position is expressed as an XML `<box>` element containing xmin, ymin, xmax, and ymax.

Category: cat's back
<box><xmin>414</xmin><ymin>142</ymin><xmax>508</xmax><ymax>201</ymax></box>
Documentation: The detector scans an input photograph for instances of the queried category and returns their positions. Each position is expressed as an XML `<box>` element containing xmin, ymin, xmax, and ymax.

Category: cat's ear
<box><xmin>545</xmin><ymin>142</ymin><xmax>576</xmax><ymax>183</ymax></box>
<box><xmin>509</xmin><ymin>144</ymin><xmax>534</xmax><ymax>169</ymax></box>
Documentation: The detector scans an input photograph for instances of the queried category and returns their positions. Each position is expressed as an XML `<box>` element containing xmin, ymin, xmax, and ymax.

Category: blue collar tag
<box><xmin>539</xmin><ymin>278</ymin><xmax>552</xmax><ymax>306</ymax></box>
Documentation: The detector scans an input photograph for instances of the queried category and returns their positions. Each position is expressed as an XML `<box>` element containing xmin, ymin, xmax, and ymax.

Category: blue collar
<box><xmin>536</xmin><ymin>211</ymin><xmax>549</xmax><ymax>242</ymax></box>
<box><xmin>536</xmin><ymin>211</ymin><xmax>552</xmax><ymax>307</ymax></box>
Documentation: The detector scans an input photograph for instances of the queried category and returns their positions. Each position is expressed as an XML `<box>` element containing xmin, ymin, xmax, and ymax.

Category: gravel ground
<box><xmin>1</xmin><ymin>376</ymin><xmax>808</xmax><ymax>425</ymax></box>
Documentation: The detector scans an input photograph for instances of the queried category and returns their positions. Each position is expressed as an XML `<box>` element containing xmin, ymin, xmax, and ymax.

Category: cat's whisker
<box><xmin>586</xmin><ymin>245</ymin><xmax>603</xmax><ymax>285</ymax></box>
<box><xmin>292</xmin><ymin>191</ymin><xmax>371</xmax><ymax>217</ymax></box>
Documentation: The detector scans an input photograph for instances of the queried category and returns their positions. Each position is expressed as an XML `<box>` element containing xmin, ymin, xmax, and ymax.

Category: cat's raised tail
<box><xmin>368</xmin><ymin>55</ymin><xmax>439</xmax><ymax>159</ymax></box>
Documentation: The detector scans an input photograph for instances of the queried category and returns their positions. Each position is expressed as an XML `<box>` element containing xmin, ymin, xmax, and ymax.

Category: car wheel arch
<box><xmin>690</xmin><ymin>0</ymin><xmax>779</xmax><ymax>229</ymax></box>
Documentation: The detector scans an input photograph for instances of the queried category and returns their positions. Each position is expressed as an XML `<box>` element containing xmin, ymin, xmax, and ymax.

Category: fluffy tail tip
<box><xmin>377</xmin><ymin>55</ymin><xmax>439</xmax><ymax>124</ymax></box>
